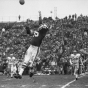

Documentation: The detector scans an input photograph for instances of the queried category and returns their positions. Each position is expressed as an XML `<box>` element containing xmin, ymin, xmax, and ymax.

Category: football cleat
<box><xmin>18</xmin><ymin>74</ymin><xmax>22</xmax><ymax>79</ymax></box>
<box><xmin>76</xmin><ymin>78</ymin><xmax>78</xmax><ymax>80</ymax></box>
<box><xmin>29</xmin><ymin>72</ymin><xmax>34</xmax><ymax>77</ymax></box>
<box><xmin>14</xmin><ymin>74</ymin><xmax>22</xmax><ymax>79</ymax></box>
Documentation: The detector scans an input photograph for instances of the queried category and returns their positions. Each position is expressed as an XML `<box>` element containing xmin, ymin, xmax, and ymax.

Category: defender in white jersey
<box><xmin>70</xmin><ymin>50</ymin><xmax>83</xmax><ymax>80</ymax></box>
<box><xmin>7</xmin><ymin>54</ymin><xmax>16</xmax><ymax>78</ymax></box>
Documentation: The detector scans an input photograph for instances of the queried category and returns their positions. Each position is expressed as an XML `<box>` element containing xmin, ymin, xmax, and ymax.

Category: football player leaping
<box><xmin>14</xmin><ymin>23</ymin><xmax>49</xmax><ymax>79</ymax></box>
<box><xmin>69</xmin><ymin>50</ymin><xmax>83</xmax><ymax>80</ymax></box>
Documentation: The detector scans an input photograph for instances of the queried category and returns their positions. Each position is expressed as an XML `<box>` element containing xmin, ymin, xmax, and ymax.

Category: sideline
<box><xmin>61</xmin><ymin>72</ymin><xmax>88</xmax><ymax>88</ymax></box>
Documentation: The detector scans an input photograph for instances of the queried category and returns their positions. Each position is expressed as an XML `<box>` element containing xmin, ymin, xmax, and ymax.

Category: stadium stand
<box><xmin>0</xmin><ymin>14</ymin><xmax>88</xmax><ymax>75</ymax></box>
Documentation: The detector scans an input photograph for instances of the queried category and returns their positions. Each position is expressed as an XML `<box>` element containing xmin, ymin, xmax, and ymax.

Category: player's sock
<box><xmin>75</xmin><ymin>74</ymin><xmax>78</xmax><ymax>80</ymax></box>
<box><xmin>19</xmin><ymin>67</ymin><xmax>24</xmax><ymax>76</ymax></box>
<box><xmin>29</xmin><ymin>67</ymin><xmax>34</xmax><ymax>77</ymax></box>
<box><xmin>18</xmin><ymin>74</ymin><xmax>22</xmax><ymax>79</ymax></box>
<box><xmin>11</xmin><ymin>73</ymin><xmax>13</xmax><ymax>78</ymax></box>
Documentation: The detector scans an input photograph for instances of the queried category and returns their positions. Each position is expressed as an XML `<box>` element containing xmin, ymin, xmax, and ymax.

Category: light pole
<box><xmin>54</xmin><ymin>7</ymin><xmax>57</xmax><ymax>20</ymax></box>
<box><xmin>38</xmin><ymin>11</ymin><xmax>42</xmax><ymax>25</ymax></box>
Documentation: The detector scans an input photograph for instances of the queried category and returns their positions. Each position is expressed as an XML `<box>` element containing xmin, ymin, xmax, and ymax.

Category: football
<box><xmin>19</xmin><ymin>0</ymin><xmax>25</xmax><ymax>5</ymax></box>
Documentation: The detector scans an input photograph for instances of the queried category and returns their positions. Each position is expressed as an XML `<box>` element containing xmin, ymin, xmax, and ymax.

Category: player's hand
<box><xmin>38</xmin><ymin>24</ymin><xmax>48</xmax><ymax>30</ymax></box>
<box><xmin>25</xmin><ymin>26</ymin><xmax>31</xmax><ymax>34</ymax></box>
<box><xmin>25</xmin><ymin>26</ymin><xmax>34</xmax><ymax>35</ymax></box>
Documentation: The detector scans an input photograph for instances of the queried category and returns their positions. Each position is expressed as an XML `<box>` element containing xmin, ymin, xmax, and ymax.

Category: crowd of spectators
<box><xmin>0</xmin><ymin>14</ymin><xmax>88</xmax><ymax>75</ymax></box>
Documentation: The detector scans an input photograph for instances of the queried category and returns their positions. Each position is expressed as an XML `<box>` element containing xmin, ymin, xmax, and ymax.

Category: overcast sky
<box><xmin>0</xmin><ymin>0</ymin><xmax>88</xmax><ymax>22</ymax></box>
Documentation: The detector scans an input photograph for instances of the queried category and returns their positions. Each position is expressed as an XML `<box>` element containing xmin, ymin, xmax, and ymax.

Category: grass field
<box><xmin>0</xmin><ymin>73</ymin><xmax>88</xmax><ymax>88</ymax></box>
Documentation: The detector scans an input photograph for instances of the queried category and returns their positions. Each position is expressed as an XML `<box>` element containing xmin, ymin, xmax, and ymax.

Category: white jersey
<box><xmin>70</xmin><ymin>53</ymin><xmax>81</xmax><ymax>65</ymax></box>
<box><xmin>7</xmin><ymin>56</ymin><xmax>15</xmax><ymax>65</ymax></box>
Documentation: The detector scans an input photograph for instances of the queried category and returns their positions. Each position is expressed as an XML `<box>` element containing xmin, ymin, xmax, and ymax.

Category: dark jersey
<box><xmin>28</xmin><ymin>28</ymin><xmax>48</xmax><ymax>46</ymax></box>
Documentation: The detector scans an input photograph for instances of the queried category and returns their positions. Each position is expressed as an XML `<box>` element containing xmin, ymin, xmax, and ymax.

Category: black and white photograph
<box><xmin>0</xmin><ymin>0</ymin><xmax>88</xmax><ymax>88</ymax></box>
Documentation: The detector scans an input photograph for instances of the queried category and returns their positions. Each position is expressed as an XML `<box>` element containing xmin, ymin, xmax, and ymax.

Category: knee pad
<box><xmin>29</xmin><ymin>72</ymin><xmax>34</xmax><ymax>77</ymax></box>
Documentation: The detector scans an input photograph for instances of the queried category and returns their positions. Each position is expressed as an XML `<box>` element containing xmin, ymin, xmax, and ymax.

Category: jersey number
<box><xmin>33</xmin><ymin>31</ymin><xmax>39</xmax><ymax>37</ymax></box>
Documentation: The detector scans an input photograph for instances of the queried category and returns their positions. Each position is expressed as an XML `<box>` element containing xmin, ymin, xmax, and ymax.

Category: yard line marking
<box><xmin>61</xmin><ymin>73</ymin><xmax>87</xmax><ymax>88</ymax></box>
<box><xmin>1</xmin><ymin>85</ymin><xmax>5</xmax><ymax>87</ymax></box>
<box><xmin>39</xmin><ymin>85</ymin><xmax>47</xmax><ymax>88</ymax></box>
<box><xmin>61</xmin><ymin>80</ymin><xmax>76</xmax><ymax>88</ymax></box>
<box><xmin>38</xmin><ymin>85</ymin><xmax>62</xmax><ymax>88</ymax></box>
<box><xmin>21</xmin><ymin>85</ymin><xmax>26</xmax><ymax>87</ymax></box>
<box><xmin>85</xmin><ymin>85</ymin><xmax>88</xmax><ymax>86</ymax></box>
<box><xmin>2</xmin><ymin>78</ymin><xmax>12</xmax><ymax>81</ymax></box>
<box><xmin>56</xmin><ymin>85</ymin><xmax>62</xmax><ymax>87</ymax></box>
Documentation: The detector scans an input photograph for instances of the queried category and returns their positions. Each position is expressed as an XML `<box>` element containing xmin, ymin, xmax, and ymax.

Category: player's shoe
<box><xmin>11</xmin><ymin>76</ymin><xmax>13</xmax><ymax>78</ymax></box>
<box><xmin>76</xmin><ymin>77</ymin><xmax>78</xmax><ymax>80</ymax></box>
<box><xmin>17</xmin><ymin>74</ymin><xmax>22</xmax><ymax>79</ymax></box>
<box><xmin>29</xmin><ymin>72</ymin><xmax>34</xmax><ymax>77</ymax></box>
<box><xmin>75</xmin><ymin>74</ymin><xmax>78</xmax><ymax>80</ymax></box>
<box><xmin>14</xmin><ymin>74</ymin><xmax>22</xmax><ymax>79</ymax></box>
<box><xmin>29</xmin><ymin>67</ymin><xmax>34</xmax><ymax>77</ymax></box>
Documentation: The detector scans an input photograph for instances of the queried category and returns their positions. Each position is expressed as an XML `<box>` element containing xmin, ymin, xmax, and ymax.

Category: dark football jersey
<box><xmin>30</xmin><ymin>28</ymin><xmax>48</xmax><ymax>46</ymax></box>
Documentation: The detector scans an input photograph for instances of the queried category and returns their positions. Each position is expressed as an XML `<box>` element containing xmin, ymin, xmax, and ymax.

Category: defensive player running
<box><xmin>69</xmin><ymin>50</ymin><xmax>83</xmax><ymax>80</ymax></box>
<box><xmin>14</xmin><ymin>23</ymin><xmax>49</xmax><ymax>79</ymax></box>
<box><xmin>7</xmin><ymin>54</ymin><xmax>16</xmax><ymax>78</ymax></box>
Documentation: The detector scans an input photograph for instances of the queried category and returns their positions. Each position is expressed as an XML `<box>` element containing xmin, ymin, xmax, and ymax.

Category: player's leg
<box><xmin>18</xmin><ymin>55</ymin><xmax>31</xmax><ymax>76</ymax></box>
<box><xmin>7</xmin><ymin>64</ymin><xmax>11</xmax><ymax>77</ymax></box>
<box><xmin>15</xmin><ymin>45</ymin><xmax>37</xmax><ymax>79</ymax></box>
<box><xmin>14</xmin><ymin>46</ymin><xmax>39</xmax><ymax>79</ymax></box>
<box><xmin>72</xmin><ymin>65</ymin><xmax>75</xmax><ymax>75</ymax></box>
<box><xmin>28</xmin><ymin>46</ymin><xmax>39</xmax><ymax>78</ymax></box>
<box><xmin>11</xmin><ymin>64</ymin><xmax>14</xmax><ymax>78</ymax></box>
<box><xmin>74</xmin><ymin>64</ymin><xmax>79</xmax><ymax>80</ymax></box>
<box><xmin>73</xmin><ymin>65</ymin><xmax>78</xmax><ymax>80</ymax></box>
<box><xmin>14</xmin><ymin>46</ymin><xmax>32</xmax><ymax>78</ymax></box>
